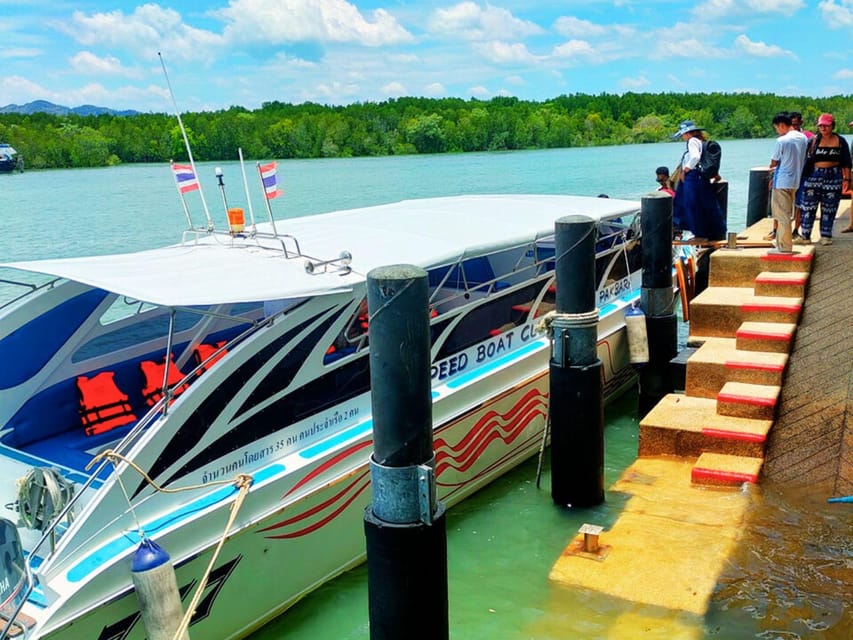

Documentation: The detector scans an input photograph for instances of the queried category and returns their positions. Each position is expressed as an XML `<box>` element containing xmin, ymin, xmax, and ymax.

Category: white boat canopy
<box><xmin>1</xmin><ymin>194</ymin><xmax>639</xmax><ymax>307</ymax></box>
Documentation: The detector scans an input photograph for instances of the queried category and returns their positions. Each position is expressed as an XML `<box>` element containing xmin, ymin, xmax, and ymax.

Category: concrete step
<box><xmin>753</xmin><ymin>270</ymin><xmax>809</xmax><ymax>298</ymax></box>
<box><xmin>717</xmin><ymin>381</ymin><xmax>779</xmax><ymax>420</ymax></box>
<box><xmin>689</xmin><ymin>287</ymin><xmax>803</xmax><ymax>339</ymax></box>
<box><xmin>735</xmin><ymin>321</ymin><xmax>797</xmax><ymax>353</ymax></box>
<box><xmin>639</xmin><ymin>394</ymin><xmax>771</xmax><ymax>459</ymax></box>
<box><xmin>691</xmin><ymin>452</ymin><xmax>764</xmax><ymax>487</ymax></box>
<box><xmin>685</xmin><ymin>338</ymin><xmax>788</xmax><ymax>398</ymax></box>
<box><xmin>708</xmin><ymin>246</ymin><xmax>814</xmax><ymax>288</ymax></box>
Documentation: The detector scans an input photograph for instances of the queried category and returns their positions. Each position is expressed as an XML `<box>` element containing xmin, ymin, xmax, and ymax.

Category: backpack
<box><xmin>698</xmin><ymin>140</ymin><xmax>722</xmax><ymax>178</ymax></box>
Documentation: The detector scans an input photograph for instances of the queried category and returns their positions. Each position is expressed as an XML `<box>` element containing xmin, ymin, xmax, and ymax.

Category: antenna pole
<box><xmin>215</xmin><ymin>167</ymin><xmax>231</xmax><ymax>229</ymax></box>
<box><xmin>158</xmin><ymin>52</ymin><xmax>214</xmax><ymax>231</ymax></box>
<box><xmin>238</xmin><ymin>148</ymin><xmax>258</xmax><ymax>234</ymax></box>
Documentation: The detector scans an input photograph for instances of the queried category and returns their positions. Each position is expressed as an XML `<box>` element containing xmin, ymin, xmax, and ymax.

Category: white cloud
<box><xmin>390</xmin><ymin>53</ymin><xmax>419</xmax><ymax>64</ymax></box>
<box><xmin>219</xmin><ymin>0</ymin><xmax>413</xmax><ymax>46</ymax></box>
<box><xmin>303</xmin><ymin>80</ymin><xmax>361</xmax><ymax>102</ymax></box>
<box><xmin>651</xmin><ymin>37</ymin><xmax>725</xmax><ymax>59</ymax></box>
<box><xmin>423</xmin><ymin>82</ymin><xmax>446</xmax><ymax>96</ymax></box>
<box><xmin>474</xmin><ymin>40</ymin><xmax>539</xmax><ymax>64</ymax></box>
<box><xmin>552</xmin><ymin>16</ymin><xmax>606</xmax><ymax>38</ymax></box>
<box><xmin>427</xmin><ymin>2</ymin><xmax>542</xmax><ymax>41</ymax></box>
<box><xmin>69</xmin><ymin>51</ymin><xmax>140</xmax><ymax>77</ymax></box>
<box><xmin>835</xmin><ymin>68</ymin><xmax>853</xmax><ymax>79</ymax></box>
<box><xmin>620</xmin><ymin>74</ymin><xmax>650</xmax><ymax>89</ymax></box>
<box><xmin>818</xmin><ymin>0</ymin><xmax>853</xmax><ymax>26</ymax></box>
<box><xmin>467</xmin><ymin>84</ymin><xmax>490</xmax><ymax>97</ymax></box>
<box><xmin>733</xmin><ymin>34</ymin><xmax>793</xmax><ymax>58</ymax></box>
<box><xmin>695</xmin><ymin>0</ymin><xmax>805</xmax><ymax>18</ymax></box>
<box><xmin>0</xmin><ymin>75</ymin><xmax>52</xmax><ymax>102</ymax></box>
<box><xmin>67</xmin><ymin>82</ymin><xmax>170</xmax><ymax>109</ymax></box>
<box><xmin>381</xmin><ymin>81</ymin><xmax>406</xmax><ymax>96</ymax></box>
<box><xmin>504</xmin><ymin>75</ymin><xmax>524</xmax><ymax>86</ymax></box>
<box><xmin>551</xmin><ymin>39</ymin><xmax>596</xmax><ymax>60</ymax></box>
<box><xmin>667</xmin><ymin>73</ymin><xmax>687</xmax><ymax>88</ymax></box>
<box><xmin>0</xmin><ymin>47</ymin><xmax>42</xmax><ymax>59</ymax></box>
<box><xmin>0</xmin><ymin>72</ymin><xmax>169</xmax><ymax>110</ymax></box>
<box><xmin>60</xmin><ymin>6</ymin><xmax>223</xmax><ymax>62</ymax></box>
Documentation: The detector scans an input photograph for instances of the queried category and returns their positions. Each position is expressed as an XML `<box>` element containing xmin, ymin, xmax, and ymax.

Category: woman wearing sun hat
<box><xmin>798</xmin><ymin>113</ymin><xmax>852</xmax><ymax>244</ymax></box>
<box><xmin>671</xmin><ymin>120</ymin><xmax>726</xmax><ymax>241</ymax></box>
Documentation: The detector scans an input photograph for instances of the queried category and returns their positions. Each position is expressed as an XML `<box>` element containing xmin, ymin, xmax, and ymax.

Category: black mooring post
<box><xmin>714</xmin><ymin>180</ymin><xmax>729</xmax><ymax>227</ymax></box>
<box><xmin>363</xmin><ymin>265</ymin><xmax>448</xmax><ymax>640</ymax></box>
<box><xmin>746</xmin><ymin>167</ymin><xmax>771</xmax><ymax>227</ymax></box>
<box><xmin>549</xmin><ymin>215</ymin><xmax>604</xmax><ymax>508</ymax></box>
<box><xmin>638</xmin><ymin>193</ymin><xmax>677</xmax><ymax>418</ymax></box>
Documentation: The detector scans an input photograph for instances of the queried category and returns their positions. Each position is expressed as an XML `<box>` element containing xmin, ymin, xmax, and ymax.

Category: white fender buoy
<box><xmin>624</xmin><ymin>304</ymin><xmax>649</xmax><ymax>367</ymax></box>
<box><xmin>132</xmin><ymin>539</ymin><xmax>190</xmax><ymax>640</ymax></box>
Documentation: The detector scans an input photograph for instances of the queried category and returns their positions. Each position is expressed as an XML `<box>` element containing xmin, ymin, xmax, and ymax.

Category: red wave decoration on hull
<box><xmin>260</xmin><ymin>387</ymin><xmax>548</xmax><ymax>539</ymax></box>
<box><xmin>434</xmin><ymin>388</ymin><xmax>546</xmax><ymax>478</ymax></box>
<box><xmin>285</xmin><ymin>440</ymin><xmax>373</xmax><ymax>497</ymax></box>
<box><xmin>261</xmin><ymin>470</ymin><xmax>371</xmax><ymax>539</ymax></box>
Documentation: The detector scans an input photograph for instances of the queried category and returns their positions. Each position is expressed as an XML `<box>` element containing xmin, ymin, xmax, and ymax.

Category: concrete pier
<box><xmin>550</xmin><ymin>198</ymin><xmax>853</xmax><ymax>614</ymax></box>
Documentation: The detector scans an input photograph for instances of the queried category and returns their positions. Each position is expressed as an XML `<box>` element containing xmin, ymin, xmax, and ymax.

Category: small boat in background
<box><xmin>0</xmin><ymin>143</ymin><xmax>22</xmax><ymax>173</ymax></box>
<box><xmin>0</xmin><ymin>156</ymin><xmax>648</xmax><ymax>638</ymax></box>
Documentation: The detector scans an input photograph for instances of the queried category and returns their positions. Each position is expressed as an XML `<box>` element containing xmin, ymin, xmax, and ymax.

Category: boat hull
<box><xmin>36</xmin><ymin>327</ymin><xmax>633</xmax><ymax>640</ymax></box>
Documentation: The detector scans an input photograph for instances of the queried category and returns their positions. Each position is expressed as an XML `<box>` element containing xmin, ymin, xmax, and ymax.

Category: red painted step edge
<box><xmin>754</xmin><ymin>274</ymin><xmax>807</xmax><ymax>285</ymax></box>
<box><xmin>692</xmin><ymin>467</ymin><xmax>758</xmax><ymax>484</ymax></box>
<box><xmin>760</xmin><ymin>253</ymin><xmax>812</xmax><ymax>263</ymax></box>
<box><xmin>701</xmin><ymin>427</ymin><xmax>766</xmax><ymax>443</ymax></box>
<box><xmin>718</xmin><ymin>393</ymin><xmax>777</xmax><ymax>407</ymax></box>
<box><xmin>725</xmin><ymin>360</ymin><xmax>785</xmax><ymax>373</ymax></box>
<box><xmin>741</xmin><ymin>302</ymin><xmax>801</xmax><ymax>314</ymax></box>
<box><xmin>736</xmin><ymin>329</ymin><xmax>791</xmax><ymax>342</ymax></box>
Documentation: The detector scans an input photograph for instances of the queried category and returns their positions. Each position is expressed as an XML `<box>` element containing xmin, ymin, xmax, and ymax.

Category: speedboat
<box><xmin>0</xmin><ymin>144</ymin><xmax>20</xmax><ymax>173</ymax></box>
<box><xmin>0</xmin><ymin>192</ymin><xmax>645</xmax><ymax>639</ymax></box>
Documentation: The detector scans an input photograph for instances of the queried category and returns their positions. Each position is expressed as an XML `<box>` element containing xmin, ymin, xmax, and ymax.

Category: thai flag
<box><xmin>259</xmin><ymin>161</ymin><xmax>282</xmax><ymax>200</ymax></box>
<box><xmin>172</xmin><ymin>163</ymin><xmax>199</xmax><ymax>194</ymax></box>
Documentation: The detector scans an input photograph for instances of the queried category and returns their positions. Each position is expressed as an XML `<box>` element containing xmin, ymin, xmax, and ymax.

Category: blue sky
<box><xmin>1</xmin><ymin>0</ymin><xmax>851</xmax><ymax>112</ymax></box>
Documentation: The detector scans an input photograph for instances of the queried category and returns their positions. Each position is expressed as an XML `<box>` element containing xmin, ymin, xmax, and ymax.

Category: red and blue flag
<box><xmin>171</xmin><ymin>163</ymin><xmax>199</xmax><ymax>194</ymax></box>
<box><xmin>259</xmin><ymin>161</ymin><xmax>282</xmax><ymax>200</ymax></box>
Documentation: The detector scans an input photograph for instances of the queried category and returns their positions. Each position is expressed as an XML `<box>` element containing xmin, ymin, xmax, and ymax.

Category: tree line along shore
<box><xmin>1</xmin><ymin>92</ymin><xmax>851</xmax><ymax>170</ymax></box>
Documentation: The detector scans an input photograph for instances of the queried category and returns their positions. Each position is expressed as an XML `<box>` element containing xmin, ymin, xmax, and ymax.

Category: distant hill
<box><xmin>0</xmin><ymin>100</ymin><xmax>140</xmax><ymax>117</ymax></box>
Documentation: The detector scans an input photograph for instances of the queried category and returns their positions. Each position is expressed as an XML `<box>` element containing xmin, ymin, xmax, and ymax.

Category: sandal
<box><xmin>842</xmin><ymin>227</ymin><xmax>853</xmax><ymax>233</ymax></box>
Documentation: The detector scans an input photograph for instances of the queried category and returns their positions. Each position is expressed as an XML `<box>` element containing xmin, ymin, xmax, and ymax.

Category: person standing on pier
<box><xmin>768</xmin><ymin>112</ymin><xmax>807</xmax><ymax>253</ymax></box>
<box><xmin>671</xmin><ymin>120</ymin><xmax>726</xmax><ymax>242</ymax></box>
<box><xmin>655</xmin><ymin>166</ymin><xmax>676</xmax><ymax>196</ymax></box>
<box><xmin>789</xmin><ymin>111</ymin><xmax>813</xmax><ymax>240</ymax></box>
<box><xmin>797</xmin><ymin>113</ymin><xmax>852</xmax><ymax>246</ymax></box>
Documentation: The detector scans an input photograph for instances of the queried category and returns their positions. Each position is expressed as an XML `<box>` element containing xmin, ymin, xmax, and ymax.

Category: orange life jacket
<box><xmin>193</xmin><ymin>341</ymin><xmax>228</xmax><ymax>375</ymax></box>
<box><xmin>140</xmin><ymin>356</ymin><xmax>191</xmax><ymax>406</ymax></box>
<box><xmin>77</xmin><ymin>371</ymin><xmax>136</xmax><ymax>436</ymax></box>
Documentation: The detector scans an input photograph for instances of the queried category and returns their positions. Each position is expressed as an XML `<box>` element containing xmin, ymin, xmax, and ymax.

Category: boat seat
<box><xmin>193</xmin><ymin>341</ymin><xmax>228</xmax><ymax>374</ymax></box>
<box><xmin>140</xmin><ymin>356</ymin><xmax>191</xmax><ymax>406</ymax></box>
<box><xmin>23</xmin><ymin>422</ymin><xmax>135</xmax><ymax>479</ymax></box>
<box><xmin>76</xmin><ymin>372</ymin><xmax>137</xmax><ymax>437</ymax></box>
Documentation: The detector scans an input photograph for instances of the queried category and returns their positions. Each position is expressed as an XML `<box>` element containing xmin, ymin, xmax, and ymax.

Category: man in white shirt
<box><xmin>769</xmin><ymin>113</ymin><xmax>808</xmax><ymax>253</ymax></box>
